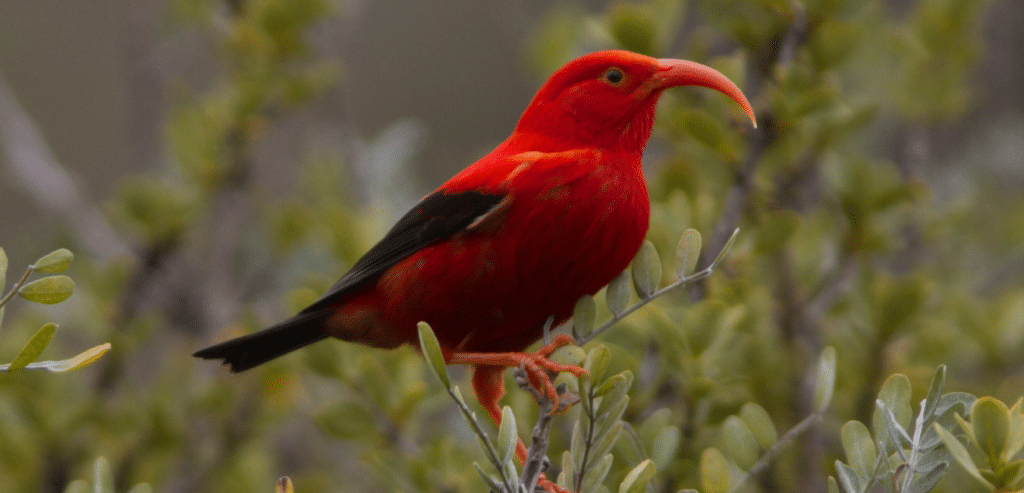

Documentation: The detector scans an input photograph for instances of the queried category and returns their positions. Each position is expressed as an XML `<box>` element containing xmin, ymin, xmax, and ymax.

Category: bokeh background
<box><xmin>1</xmin><ymin>0</ymin><xmax>1023</xmax><ymax>492</ymax></box>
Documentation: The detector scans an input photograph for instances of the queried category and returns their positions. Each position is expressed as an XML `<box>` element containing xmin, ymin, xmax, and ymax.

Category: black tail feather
<box><xmin>193</xmin><ymin>311</ymin><xmax>329</xmax><ymax>372</ymax></box>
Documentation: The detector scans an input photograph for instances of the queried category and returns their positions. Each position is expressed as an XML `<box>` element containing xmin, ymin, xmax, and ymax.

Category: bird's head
<box><xmin>512</xmin><ymin>50</ymin><xmax>756</xmax><ymax>153</ymax></box>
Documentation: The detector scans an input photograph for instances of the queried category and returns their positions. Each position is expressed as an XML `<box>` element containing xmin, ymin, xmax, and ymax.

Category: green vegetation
<box><xmin>2</xmin><ymin>0</ymin><xmax>1019</xmax><ymax>492</ymax></box>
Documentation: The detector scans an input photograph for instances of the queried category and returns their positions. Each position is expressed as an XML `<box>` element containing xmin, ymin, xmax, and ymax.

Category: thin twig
<box><xmin>0</xmin><ymin>267</ymin><xmax>32</xmax><ymax>308</ymax></box>
<box><xmin>577</xmin><ymin>228</ymin><xmax>740</xmax><ymax>347</ymax></box>
<box><xmin>516</xmin><ymin>367</ymin><xmax>556</xmax><ymax>492</ymax></box>
<box><xmin>729</xmin><ymin>411</ymin><xmax>823</xmax><ymax>492</ymax></box>
<box><xmin>446</xmin><ymin>383</ymin><xmax>519</xmax><ymax>492</ymax></box>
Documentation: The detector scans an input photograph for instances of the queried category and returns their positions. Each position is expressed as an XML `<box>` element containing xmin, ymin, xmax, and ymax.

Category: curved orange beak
<box><xmin>651</xmin><ymin>58</ymin><xmax>757</xmax><ymax>128</ymax></box>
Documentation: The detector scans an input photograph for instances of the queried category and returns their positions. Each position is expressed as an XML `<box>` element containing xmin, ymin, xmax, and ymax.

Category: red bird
<box><xmin>195</xmin><ymin>49</ymin><xmax>754</xmax><ymax>490</ymax></box>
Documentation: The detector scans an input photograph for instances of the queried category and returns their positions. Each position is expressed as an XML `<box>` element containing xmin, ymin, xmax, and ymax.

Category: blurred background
<box><xmin>1</xmin><ymin>0</ymin><xmax>1023</xmax><ymax>492</ymax></box>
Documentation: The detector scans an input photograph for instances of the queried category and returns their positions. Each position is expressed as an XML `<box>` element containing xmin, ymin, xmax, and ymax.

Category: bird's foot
<box><xmin>453</xmin><ymin>333</ymin><xmax>587</xmax><ymax>414</ymax></box>
<box><xmin>536</xmin><ymin>473</ymin><xmax>570</xmax><ymax>493</ymax></box>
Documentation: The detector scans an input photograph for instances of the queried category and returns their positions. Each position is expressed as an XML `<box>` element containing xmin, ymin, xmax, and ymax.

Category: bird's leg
<box><xmin>453</xmin><ymin>334</ymin><xmax>587</xmax><ymax>411</ymax></box>
<box><xmin>461</xmin><ymin>335</ymin><xmax>587</xmax><ymax>493</ymax></box>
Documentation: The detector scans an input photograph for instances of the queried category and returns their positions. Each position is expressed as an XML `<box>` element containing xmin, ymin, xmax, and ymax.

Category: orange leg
<box><xmin>458</xmin><ymin>334</ymin><xmax>587</xmax><ymax>493</ymax></box>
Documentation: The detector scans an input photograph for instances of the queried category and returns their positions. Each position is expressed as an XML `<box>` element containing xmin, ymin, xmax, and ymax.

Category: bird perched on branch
<box><xmin>195</xmin><ymin>49</ymin><xmax>754</xmax><ymax>492</ymax></box>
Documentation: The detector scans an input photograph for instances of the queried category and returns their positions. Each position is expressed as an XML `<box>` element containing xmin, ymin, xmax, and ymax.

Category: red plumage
<box><xmin>195</xmin><ymin>49</ymin><xmax>754</xmax><ymax>492</ymax></box>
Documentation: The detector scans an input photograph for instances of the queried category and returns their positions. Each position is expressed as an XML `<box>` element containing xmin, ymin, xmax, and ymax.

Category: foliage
<box><xmin>1</xmin><ymin>0</ymin><xmax>1019</xmax><ymax>492</ymax></box>
<box><xmin>0</xmin><ymin>247</ymin><xmax>110</xmax><ymax>372</ymax></box>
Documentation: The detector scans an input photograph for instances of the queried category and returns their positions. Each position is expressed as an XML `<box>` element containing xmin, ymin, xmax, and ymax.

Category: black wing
<box><xmin>300</xmin><ymin>189</ymin><xmax>506</xmax><ymax>314</ymax></box>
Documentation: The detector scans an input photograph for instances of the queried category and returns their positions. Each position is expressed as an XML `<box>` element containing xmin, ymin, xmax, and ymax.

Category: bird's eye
<box><xmin>603</xmin><ymin>68</ymin><xmax>624</xmax><ymax>85</ymax></box>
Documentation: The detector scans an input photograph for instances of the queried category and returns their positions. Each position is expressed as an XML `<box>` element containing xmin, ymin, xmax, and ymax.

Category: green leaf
<box><xmin>126</xmin><ymin>484</ymin><xmax>153</xmax><ymax>493</ymax></box>
<box><xmin>935</xmin><ymin>423</ymin><xmax>988</xmax><ymax>487</ymax></box>
<box><xmin>650</xmin><ymin>426</ymin><xmax>680</xmax><ymax>469</ymax></box>
<box><xmin>590</xmin><ymin>421</ymin><xmax>624</xmax><ymax>464</ymax></box>
<box><xmin>700</xmin><ymin>448</ymin><xmax>730</xmax><ymax>493</ymax></box>
<box><xmin>907</xmin><ymin>460</ymin><xmax>949</xmax><ymax>493</ymax></box>
<box><xmin>619</xmin><ymin>459</ymin><xmax>656</xmax><ymax>493</ymax></box>
<box><xmin>835</xmin><ymin>461</ymin><xmax>861</xmax><ymax>493</ymax></box>
<box><xmin>582</xmin><ymin>454</ymin><xmax>614</xmax><ymax>493</ymax></box>
<box><xmin>841</xmin><ymin>421</ymin><xmax>877</xmax><ymax>481</ymax></box>
<box><xmin>31</xmin><ymin>248</ymin><xmax>74</xmax><ymax>274</ymax></box>
<box><xmin>1004</xmin><ymin>398</ymin><xmax>1024</xmax><ymax>460</ymax></box>
<box><xmin>572</xmin><ymin>421</ymin><xmax>585</xmax><ymax>473</ymax></box>
<box><xmin>560</xmin><ymin>451</ymin><xmax>573</xmax><ymax>489</ymax></box>
<box><xmin>573</xmin><ymin>295</ymin><xmax>597</xmax><ymax>340</ymax></box>
<box><xmin>711</xmin><ymin>228</ymin><xmax>740</xmax><ymax>268</ymax></box>
<box><xmin>878</xmin><ymin>401</ymin><xmax>911</xmax><ymax>454</ymax></box>
<box><xmin>94</xmin><ymin>457</ymin><xmax>114</xmax><ymax>493</ymax></box>
<box><xmin>631</xmin><ymin>241</ymin><xmax>660</xmax><ymax>298</ymax></box>
<box><xmin>596</xmin><ymin>371</ymin><xmax>634</xmax><ymax>415</ymax></box>
<box><xmin>596</xmin><ymin>396</ymin><xmax>630</xmax><ymax>441</ymax></box>
<box><xmin>922</xmin><ymin>366</ymin><xmax>947</xmax><ymax>423</ymax></box>
<box><xmin>675</xmin><ymin>228</ymin><xmax>702</xmax><ymax>277</ymax></box>
<box><xmin>17</xmin><ymin>275</ymin><xmax>75</xmax><ymax>304</ymax></box>
<box><xmin>473</xmin><ymin>462</ymin><xmax>505</xmax><ymax>492</ymax></box>
<box><xmin>417</xmin><ymin>322</ymin><xmax>450</xmax><ymax>388</ymax></box>
<box><xmin>5</xmin><ymin>322</ymin><xmax>57</xmax><ymax>372</ymax></box>
<box><xmin>972</xmin><ymin>397</ymin><xmax>1010</xmax><ymax>464</ymax></box>
<box><xmin>5</xmin><ymin>343</ymin><xmax>111</xmax><ymax>372</ymax></box>
<box><xmin>814</xmin><ymin>346</ymin><xmax>837</xmax><ymax>411</ymax></box>
<box><xmin>63</xmin><ymin>480</ymin><xmax>89</xmax><ymax>493</ymax></box>
<box><xmin>722</xmin><ymin>416</ymin><xmax>759</xmax><ymax>470</ymax></box>
<box><xmin>0</xmin><ymin>246</ymin><xmax>7</xmax><ymax>293</ymax></box>
<box><xmin>827</xmin><ymin>476</ymin><xmax>840</xmax><ymax>493</ymax></box>
<box><xmin>605</xmin><ymin>270</ymin><xmax>630</xmax><ymax>316</ymax></box>
<box><xmin>550</xmin><ymin>344</ymin><xmax>586</xmax><ymax>367</ymax></box>
<box><xmin>874</xmin><ymin>374</ymin><xmax>913</xmax><ymax>443</ymax></box>
<box><xmin>740</xmin><ymin>403</ymin><xmax>778</xmax><ymax>449</ymax></box>
<box><xmin>584</xmin><ymin>345</ymin><xmax>611</xmax><ymax>383</ymax></box>
<box><xmin>497</xmin><ymin>406</ymin><xmax>518</xmax><ymax>465</ymax></box>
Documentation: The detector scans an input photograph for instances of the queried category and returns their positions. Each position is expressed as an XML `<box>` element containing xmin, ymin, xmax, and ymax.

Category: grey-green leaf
<box><xmin>922</xmin><ymin>365</ymin><xmax>946</xmax><ymax>422</ymax></box>
<box><xmin>473</xmin><ymin>462</ymin><xmax>505</xmax><ymax>492</ymax></box>
<box><xmin>582</xmin><ymin>454</ymin><xmax>614</xmax><ymax>493</ymax></box>
<box><xmin>874</xmin><ymin>374</ymin><xmax>912</xmax><ymax>441</ymax></box>
<box><xmin>650</xmin><ymin>426</ymin><xmax>680</xmax><ymax>469</ymax></box>
<box><xmin>972</xmin><ymin>397</ymin><xmax>1009</xmax><ymax>463</ymax></box>
<box><xmin>63</xmin><ymin>480</ymin><xmax>89</xmax><ymax>493</ymax></box>
<box><xmin>497</xmin><ymin>406</ymin><xmax>518</xmax><ymax>465</ymax></box>
<box><xmin>585</xmin><ymin>345</ymin><xmax>611</xmax><ymax>384</ymax></box>
<box><xmin>827</xmin><ymin>476</ymin><xmax>840</xmax><ymax>493</ymax></box>
<box><xmin>0</xmin><ymin>246</ymin><xmax>7</xmax><ymax>293</ymax></box>
<box><xmin>815</xmin><ymin>346</ymin><xmax>837</xmax><ymax>411</ymax></box>
<box><xmin>619</xmin><ymin>459</ymin><xmax>656</xmax><ymax>493</ymax></box>
<box><xmin>907</xmin><ymin>461</ymin><xmax>947</xmax><ymax>493</ymax></box>
<box><xmin>700</xmin><ymin>448</ymin><xmax>730</xmax><ymax>493</ymax></box>
<box><xmin>631</xmin><ymin>241</ymin><xmax>660</xmax><ymax>298</ymax></box>
<box><xmin>835</xmin><ymin>461</ymin><xmax>861</xmax><ymax>493</ymax></box>
<box><xmin>841</xmin><ymin>420</ymin><xmax>876</xmax><ymax>481</ymax></box>
<box><xmin>417</xmin><ymin>322</ymin><xmax>450</xmax><ymax>388</ymax></box>
<box><xmin>573</xmin><ymin>295</ymin><xmax>597</xmax><ymax>340</ymax></box>
<box><xmin>17</xmin><ymin>275</ymin><xmax>75</xmax><ymax>304</ymax></box>
<box><xmin>675</xmin><ymin>228</ymin><xmax>702</xmax><ymax>277</ymax></box>
<box><xmin>94</xmin><ymin>457</ymin><xmax>114</xmax><ymax>493</ymax></box>
<box><xmin>32</xmin><ymin>248</ymin><xmax>74</xmax><ymax>274</ymax></box>
<box><xmin>9</xmin><ymin>343</ymin><xmax>111</xmax><ymax>372</ymax></box>
<box><xmin>935</xmin><ymin>423</ymin><xmax>987</xmax><ymax>486</ymax></box>
<box><xmin>740</xmin><ymin>403</ymin><xmax>778</xmax><ymax>449</ymax></box>
<box><xmin>722</xmin><ymin>416</ymin><xmax>759</xmax><ymax>470</ymax></box>
<box><xmin>5</xmin><ymin>322</ymin><xmax>57</xmax><ymax>372</ymax></box>
<box><xmin>606</xmin><ymin>270</ymin><xmax>630</xmax><ymax>316</ymax></box>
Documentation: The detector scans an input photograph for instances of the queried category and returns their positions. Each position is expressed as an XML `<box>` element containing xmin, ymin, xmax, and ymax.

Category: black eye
<box><xmin>603</xmin><ymin>68</ymin><xmax>624</xmax><ymax>84</ymax></box>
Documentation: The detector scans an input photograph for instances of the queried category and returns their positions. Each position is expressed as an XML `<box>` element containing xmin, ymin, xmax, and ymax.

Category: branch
<box><xmin>577</xmin><ymin>228</ymin><xmax>739</xmax><ymax>347</ymax></box>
